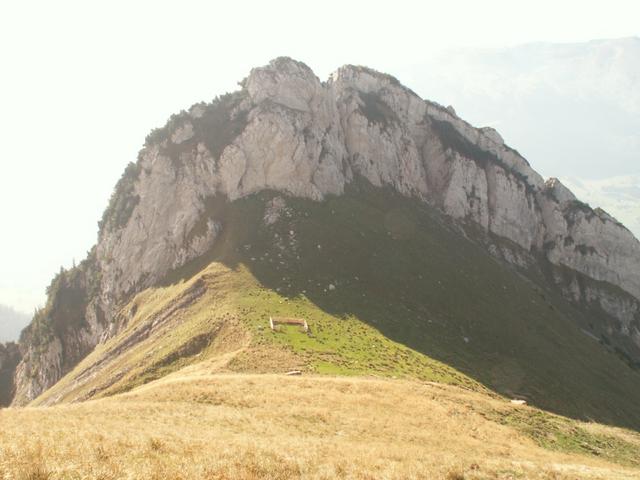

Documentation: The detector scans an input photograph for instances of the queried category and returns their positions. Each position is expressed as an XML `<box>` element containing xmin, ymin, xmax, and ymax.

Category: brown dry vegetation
<box><xmin>2</xmin><ymin>371</ymin><xmax>640</xmax><ymax>480</ymax></box>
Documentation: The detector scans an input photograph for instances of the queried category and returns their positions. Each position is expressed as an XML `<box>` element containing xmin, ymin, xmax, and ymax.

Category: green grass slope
<box><xmin>34</xmin><ymin>183</ymin><xmax>640</xmax><ymax>430</ymax></box>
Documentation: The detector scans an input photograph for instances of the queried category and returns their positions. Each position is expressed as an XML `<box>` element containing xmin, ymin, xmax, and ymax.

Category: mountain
<box><xmin>2</xmin><ymin>58</ymin><xmax>640</xmax><ymax>433</ymax></box>
<box><xmin>404</xmin><ymin>37</ymin><xmax>640</xmax><ymax>236</ymax></box>
<box><xmin>0</xmin><ymin>304</ymin><xmax>30</xmax><ymax>343</ymax></box>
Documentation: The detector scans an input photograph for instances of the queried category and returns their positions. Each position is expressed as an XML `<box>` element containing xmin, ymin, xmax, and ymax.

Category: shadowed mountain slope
<box><xmin>30</xmin><ymin>185</ymin><xmax>640</xmax><ymax>430</ymax></box>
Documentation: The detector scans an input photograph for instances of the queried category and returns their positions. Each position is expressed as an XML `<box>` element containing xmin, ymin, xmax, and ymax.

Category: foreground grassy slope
<box><xmin>3</xmin><ymin>373</ymin><xmax>640</xmax><ymax>480</ymax></box>
<box><xmin>33</xmin><ymin>185</ymin><xmax>640</xmax><ymax>429</ymax></box>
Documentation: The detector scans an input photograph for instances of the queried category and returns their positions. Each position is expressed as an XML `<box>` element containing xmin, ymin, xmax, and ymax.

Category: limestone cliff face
<box><xmin>9</xmin><ymin>255</ymin><xmax>108</xmax><ymax>405</ymax></box>
<box><xmin>11</xmin><ymin>300</ymin><xmax>106</xmax><ymax>405</ymax></box>
<box><xmin>7</xmin><ymin>57</ymin><xmax>640</xmax><ymax>405</ymax></box>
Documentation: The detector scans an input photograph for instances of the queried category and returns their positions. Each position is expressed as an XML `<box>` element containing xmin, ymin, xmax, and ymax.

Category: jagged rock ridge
<box><xmin>4</xmin><ymin>57</ymin><xmax>640</xmax><ymax>406</ymax></box>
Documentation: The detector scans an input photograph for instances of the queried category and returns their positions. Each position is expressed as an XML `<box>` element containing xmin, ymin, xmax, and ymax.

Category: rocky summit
<box><xmin>3</xmin><ymin>58</ymin><xmax>640</xmax><ymax>416</ymax></box>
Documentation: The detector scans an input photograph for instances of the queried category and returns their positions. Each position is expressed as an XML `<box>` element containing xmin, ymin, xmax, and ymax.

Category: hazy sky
<box><xmin>1</xmin><ymin>0</ymin><xmax>639</xmax><ymax>314</ymax></box>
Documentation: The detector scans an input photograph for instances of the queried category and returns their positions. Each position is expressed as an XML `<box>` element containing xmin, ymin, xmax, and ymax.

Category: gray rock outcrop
<box><xmin>0</xmin><ymin>342</ymin><xmax>20</xmax><ymax>406</ymax></box>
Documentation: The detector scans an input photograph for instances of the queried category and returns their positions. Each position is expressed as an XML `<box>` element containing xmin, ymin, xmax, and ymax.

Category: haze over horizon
<box><xmin>1</xmin><ymin>0</ymin><xmax>638</xmax><ymax>316</ymax></box>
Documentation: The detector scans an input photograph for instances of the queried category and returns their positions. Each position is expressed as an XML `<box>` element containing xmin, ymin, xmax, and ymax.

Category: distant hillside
<box><xmin>0</xmin><ymin>304</ymin><xmax>30</xmax><ymax>343</ymax></box>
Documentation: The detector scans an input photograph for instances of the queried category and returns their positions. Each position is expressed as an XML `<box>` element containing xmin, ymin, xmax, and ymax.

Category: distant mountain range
<box><xmin>0</xmin><ymin>304</ymin><xmax>29</xmax><ymax>342</ymax></box>
<box><xmin>405</xmin><ymin>37</ymin><xmax>640</xmax><ymax>236</ymax></box>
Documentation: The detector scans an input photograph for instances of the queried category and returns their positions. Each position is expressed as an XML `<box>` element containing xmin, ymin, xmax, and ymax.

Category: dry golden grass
<box><xmin>2</xmin><ymin>370</ymin><xmax>640</xmax><ymax>479</ymax></box>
